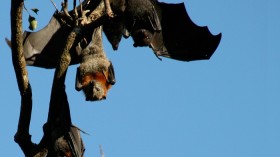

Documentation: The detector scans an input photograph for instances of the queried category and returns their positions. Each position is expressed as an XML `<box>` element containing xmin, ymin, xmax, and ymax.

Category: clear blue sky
<box><xmin>1</xmin><ymin>0</ymin><xmax>280</xmax><ymax>156</ymax></box>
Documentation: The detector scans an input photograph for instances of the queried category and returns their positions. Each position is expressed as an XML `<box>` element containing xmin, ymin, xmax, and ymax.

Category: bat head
<box><xmin>103</xmin><ymin>16</ymin><xmax>125</xmax><ymax>51</ymax></box>
<box><xmin>81</xmin><ymin>73</ymin><xmax>111</xmax><ymax>101</ymax></box>
<box><xmin>75</xmin><ymin>61</ymin><xmax>116</xmax><ymax>101</ymax></box>
<box><xmin>132</xmin><ymin>29</ymin><xmax>153</xmax><ymax>47</ymax></box>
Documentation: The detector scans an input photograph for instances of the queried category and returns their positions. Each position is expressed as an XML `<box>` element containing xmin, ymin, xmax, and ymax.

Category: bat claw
<box><xmin>154</xmin><ymin>53</ymin><xmax>162</xmax><ymax>61</ymax></box>
<box><xmin>104</xmin><ymin>0</ymin><xmax>115</xmax><ymax>18</ymax></box>
<box><xmin>149</xmin><ymin>44</ymin><xmax>162</xmax><ymax>61</ymax></box>
<box><xmin>107</xmin><ymin>11</ymin><xmax>115</xmax><ymax>18</ymax></box>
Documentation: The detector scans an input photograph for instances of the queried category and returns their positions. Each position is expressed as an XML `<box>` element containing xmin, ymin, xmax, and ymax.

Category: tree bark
<box><xmin>10</xmin><ymin>0</ymin><xmax>37</xmax><ymax>156</ymax></box>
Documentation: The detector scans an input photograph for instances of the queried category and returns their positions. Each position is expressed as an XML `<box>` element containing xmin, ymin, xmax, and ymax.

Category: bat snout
<box><xmin>85</xmin><ymin>95</ymin><xmax>106</xmax><ymax>101</ymax></box>
<box><xmin>132</xmin><ymin>29</ymin><xmax>153</xmax><ymax>47</ymax></box>
<box><xmin>112</xmin><ymin>44</ymin><xmax>119</xmax><ymax>50</ymax></box>
<box><xmin>83</xmin><ymin>80</ymin><xmax>109</xmax><ymax>102</ymax></box>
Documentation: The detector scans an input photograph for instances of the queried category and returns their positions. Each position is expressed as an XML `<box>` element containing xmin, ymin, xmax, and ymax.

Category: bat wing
<box><xmin>151</xmin><ymin>2</ymin><xmax>222</xmax><ymax>61</ymax></box>
<box><xmin>23</xmin><ymin>16</ymin><xmax>68</xmax><ymax>68</ymax></box>
<box><xmin>22</xmin><ymin>0</ymin><xmax>100</xmax><ymax>68</ymax></box>
<box><xmin>66</xmin><ymin>126</ymin><xmax>85</xmax><ymax>157</ymax></box>
<box><xmin>22</xmin><ymin>15</ymin><xmax>83</xmax><ymax>68</ymax></box>
<box><xmin>22</xmin><ymin>15</ymin><xmax>95</xmax><ymax>69</ymax></box>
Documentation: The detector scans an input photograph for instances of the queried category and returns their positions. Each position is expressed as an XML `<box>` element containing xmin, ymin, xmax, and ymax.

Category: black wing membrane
<box><xmin>152</xmin><ymin>2</ymin><xmax>222</xmax><ymax>61</ymax></box>
<box><xmin>66</xmin><ymin>126</ymin><xmax>85</xmax><ymax>157</ymax></box>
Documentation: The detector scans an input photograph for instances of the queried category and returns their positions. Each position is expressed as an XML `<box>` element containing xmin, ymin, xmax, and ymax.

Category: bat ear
<box><xmin>75</xmin><ymin>67</ymin><xmax>83</xmax><ymax>91</ymax></box>
<box><xmin>108</xmin><ymin>61</ymin><xmax>116</xmax><ymax>85</ymax></box>
<box><xmin>123</xmin><ymin>28</ymin><xmax>130</xmax><ymax>38</ymax></box>
<box><xmin>75</xmin><ymin>43</ymin><xmax>83</xmax><ymax>57</ymax></box>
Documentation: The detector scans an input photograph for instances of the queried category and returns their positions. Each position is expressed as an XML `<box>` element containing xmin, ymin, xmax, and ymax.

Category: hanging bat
<box><xmin>103</xmin><ymin>0</ymin><xmax>222</xmax><ymax>61</ymax></box>
<box><xmin>102</xmin><ymin>0</ymin><xmax>126</xmax><ymax>50</ymax></box>
<box><xmin>75</xmin><ymin>26</ymin><xmax>116</xmax><ymax>101</ymax></box>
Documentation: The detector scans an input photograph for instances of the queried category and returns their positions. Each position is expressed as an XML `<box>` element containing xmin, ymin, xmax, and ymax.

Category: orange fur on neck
<box><xmin>82</xmin><ymin>72</ymin><xmax>112</xmax><ymax>96</ymax></box>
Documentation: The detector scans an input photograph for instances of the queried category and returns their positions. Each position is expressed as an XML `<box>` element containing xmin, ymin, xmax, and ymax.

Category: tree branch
<box><xmin>10</xmin><ymin>0</ymin><xmax>36</xmax><ymax>156</ymax></box>
<box><xmin>11</xmin><ymin>0</ymin><xmax>28</xmax><ymax>94</ymax></box>
<box><xmin>46</xmin><ymin>25</ymin><xmax>80</xmax><ymax>122</ymax></box>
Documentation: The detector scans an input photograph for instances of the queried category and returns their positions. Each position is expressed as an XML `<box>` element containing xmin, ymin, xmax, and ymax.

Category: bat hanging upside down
<box><xmin>103</xmin><ymin>0</ymin><xmax>222</xmax><ymax>61</ymax></box>
<box><xmin>75</xmin><ymin>26</ymin><xmax>116</xmax><ymax>101</ymax></box>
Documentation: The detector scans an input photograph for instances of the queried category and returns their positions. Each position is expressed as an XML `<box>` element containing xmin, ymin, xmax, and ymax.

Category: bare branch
<box><xmin>62</xmin><ymin>0</ymin><xmax>73</xmax><ymax>21</ymax></box>
<box><xmin>10</xmin><ymin>0</ymin><xmax>29</xmax><ymax>94</ymax></box>
<box><xmin>79</xmin><ymin>0</ymin><xmax>83</xmax><ymax>13</ymax></box>
<box><xmin>47</xmin><ymin>26</ymin><xmax>80</xmax><ymax>124</ymax></box>
<box><xmin>10</xmin><ymin>0</ymin><xmax>37</xmax><ymax>156</ymax></box>
<box><xmin>74</xmin><ymin>0</ymin><xmax>78</xmax><ymax>20</ymax></box>
<box><xmin>80</xmin><ymin>0</ymin><xmax>106</xmax><ymax>25</ymax></box>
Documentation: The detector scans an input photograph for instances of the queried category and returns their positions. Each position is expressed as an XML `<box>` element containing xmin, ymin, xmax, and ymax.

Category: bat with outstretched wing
<box><xmin>104</xmin><ymin>0</ymin><xmax>222</xmax><ymax>61</ymax></box>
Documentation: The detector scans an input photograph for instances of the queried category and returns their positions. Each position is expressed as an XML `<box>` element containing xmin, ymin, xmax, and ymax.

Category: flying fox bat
<box><xmin>75</xmin><ymin>26</ymin><xmax>116</xmax><ymax>101</ymax></box>
<box><xmin>103</xmin><ymin>0</ymin><xmax>126</xmax><ymax>50</ymax></box>
<box><xmin>103</xmin><ymin>0</ymin><xmax>222</xmax><ymax>61</ymax></box>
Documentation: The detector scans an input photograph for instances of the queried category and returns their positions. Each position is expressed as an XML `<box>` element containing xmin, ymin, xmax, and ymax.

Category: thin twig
<box><xmin>23</xmin><ymin>4</ymin><xmax>31</xmax><ymax>16</ymax></box>
<box><xmin>49</xmin><ymin>0</ymin><xmax>59</xmax><ymax>12</ymax></box>
<box><xmin>79</xmin><ymin>0</ymin><xmax>83</xmax><ymax>13</ymax></box>
<box><xmin>62</xmin><ymin>0</ymin><xmax>73</xmax><ymax>21</ymax></box>
<box><xmin>73</xmin><ymin>0</ymin><xmax>78</xmax><ymax>20</ymax></box>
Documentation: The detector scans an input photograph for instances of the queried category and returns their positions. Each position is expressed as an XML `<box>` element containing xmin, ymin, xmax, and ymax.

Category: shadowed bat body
<box><xmin>104</xmin><ymin>0</ymin><xmax>222</xmax><ymax>61</ymax></box>
<box><xmin>75</xmin><ymin>26</ymin><xmax>116</xmax><ymax>101</ymax></box>
<box><xmin>42</xmin><ymin>84</ymin><xmax>85</xmax><ymax>157</ymax></box>
<box><xmin>103</xmin><ymin>0</ymin><xmax>126</xmax><ymax>50</ymax></box>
